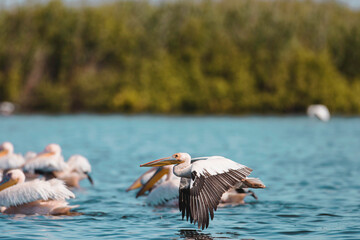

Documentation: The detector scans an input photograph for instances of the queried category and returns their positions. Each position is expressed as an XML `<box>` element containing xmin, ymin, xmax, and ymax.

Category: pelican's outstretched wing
<box><xmin>0</xmin><ymin>179</ymin><xmax>75</xmax><ymax>207</ymax></box>
<box><xmin>23</xmin><ymin>156</ymin><xmax>67</xmax><ymax>173</ymax></box>
<box><xmin>145</xmin><ymin>177</ymin><xmax>180</xmax><ymax>206</ymax></box>
<box><xmin>180</xmin><ymin>156</ymin><xmax>253</xmax><ymax>229</ymax></box>
<box><xmin>0</xmin><ymin>154</ymin><xmax>25</xmax><ymax>170</ymax></box>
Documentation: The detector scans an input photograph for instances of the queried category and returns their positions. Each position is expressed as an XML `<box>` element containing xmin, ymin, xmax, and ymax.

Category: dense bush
<box><xmin>0</xmin><ymin>0</ymin><xmax>360</xmax><ymax>114</ymax></box>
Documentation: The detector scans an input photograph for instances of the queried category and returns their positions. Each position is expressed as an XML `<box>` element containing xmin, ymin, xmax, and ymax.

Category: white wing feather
<box><xmin>191</xmin><ymin>156</ymin><xmax>251</xmax><ymax>177</ymax></box>
<box><xmin>0</xmin><ymin>154</ymin><xmax>25</xmax><ymax>169</ymax></box>
<box><xmin>23</xmin><ymin>155</ymin><xmax>67</xmax><ymax>173</ymax></box>
<box><xmin>146</xmin><ymin>177</ymin><xmax>180</xmax><ymax>206</ymax></box>
<box><xmin>0</xmin><ymin>179</ymin><xmax>75</xmax><ymax>207</ymax></box>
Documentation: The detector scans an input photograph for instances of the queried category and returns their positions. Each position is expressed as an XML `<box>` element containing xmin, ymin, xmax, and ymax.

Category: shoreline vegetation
<box><xmin>0</xmin><ymin>0</ymin><xmax>360</xmax><ymax>114</ymax></box>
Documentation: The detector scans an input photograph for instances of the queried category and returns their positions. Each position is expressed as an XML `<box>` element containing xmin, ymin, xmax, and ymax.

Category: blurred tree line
<box><xmin>0</xmin><ymin>0</ymin><xmax>360</xmax><ymax>114</ymax></box>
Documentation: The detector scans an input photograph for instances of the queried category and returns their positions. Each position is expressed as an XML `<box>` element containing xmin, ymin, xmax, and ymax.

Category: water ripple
<box><xmin>1</xmin><ymin>115</ymin><xmax>360</xmax><ymax>239</ymax></box>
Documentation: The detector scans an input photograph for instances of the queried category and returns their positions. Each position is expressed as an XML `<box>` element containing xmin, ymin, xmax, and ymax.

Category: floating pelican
<box><xmin>0</xmin><ymin>101</ymin><xmax>15</xmax><ymax>116</ymax></box>
<box><xmin>23</xmin><ymin>144</ymin><xmax>67</xmax><ymax>178</ymax></box>
<box><xmin>307</xmin><ymin>104</ymin><xmax>330</xmax><ymax>122</ymax></box>
<box><xmin>0</xmin><ymin>142</ymin><xmax>25</xmax><ymax>171</ymax></box>
<box><xmin>0</xmin><ymin>169</ymin><xmax>75</xmax><ymax>215</ymax></box>
<box><xmin>219</xmin><ymin>184</ymin><xmax>259</xmax><ymax>207</ymax></box>
<box><xmin>133</xmin><ymin>165</ymin><xmax>263</xmax><ymax>207</ymax></box>
<box><xmin>135</xmin><ymin>166</ymin><xmax>180</xmax><ymax>207</ymax></box>
<box><xmin>140</xmin><ymin>153</ymin><xmax>265</xmax><ymax>229</ymax></box>
<box><xmin>53</xmin><ymin>155</ymin><xmax>93</xmax><ymax>188</ymax></box>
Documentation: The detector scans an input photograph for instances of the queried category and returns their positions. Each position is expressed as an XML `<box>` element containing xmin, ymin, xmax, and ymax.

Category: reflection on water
<box><xmin>0</xmin><ymin>115</ymin><xmax>360</xmax><ymax>239</ymax></box>
<box><xmin>178</xmin><ymin>229</ymin><xmax>215</xmax><ymax>240</ymax></box>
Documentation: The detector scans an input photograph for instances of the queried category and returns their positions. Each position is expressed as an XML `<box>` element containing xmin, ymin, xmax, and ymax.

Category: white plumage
<box><xmin>145</xmin><ymin>176</ymin><xmax>180</xmax><ymax>206</ymax></box>
<box><xmin>0</xmin><ymin>142</ymin><xmax>25</xmax><ymax>170</ymax></box>
<box><xmin>0</xmin><ymin>154</ymin><xmax>25</xmax><ymax>170</ymax></box>
<box><xmin>23</xmin><ymin>155</ymin><xmax>67</xmax><ymax>173</ymax></box>
<box><xmin>23</xmin><ymin>144</ymin><xmax>67</xmax><ymax>173</ymax></box>
<box><xmin>307</xmin><ymin>104</ymin><xmax>330</xmax><ymax>122</ymax></box>
<box><xmin>191</xmin><ymin>156</ymin><xmax>252</xmax><ymax>177</ymax></box>
<box><xmin>0</xmin><ymin>178</ymin><xmax>74</xmax><ymax>207</ymax></box>
<box><xmin>53</xmin><ymin>154</ymin><xmax>94</xmax><ymax>187</ymax></box>
<box><xmin>67</xmin><ymin>155</ymin><xmax>91</xmax><ymax>174</ymax></box>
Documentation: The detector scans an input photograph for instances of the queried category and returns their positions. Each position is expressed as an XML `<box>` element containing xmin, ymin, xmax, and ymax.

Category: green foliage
<box><xmin>0</xmin><ymin>0</ymin><xmax>359</xmax><ymax>114</ymax></box>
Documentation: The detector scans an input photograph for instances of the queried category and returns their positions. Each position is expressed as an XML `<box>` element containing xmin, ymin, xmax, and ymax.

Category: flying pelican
<box><xmin>307</xmin><ymin>104</ymin><xmax>330</xmax><ymax>122</ymax></box>
<box><xmin>0</xmin><ymin>169</ymin><xmax>76</xmax><ymax>215</ymax></box>
<box><xmin>0</xmin><ymin>142</ymin><xmax>25</xmax><ymax>171</ymax></box>
<box><xmin>23</xmin><ymin>144</ymin><xmax>67</xmax><ymax>179</ymax></box>
<box><xmin>140</xmin><ymin>153</ymin><xmax>265</xmax><ymax>229</ymax></box>
<box><xmin>133</xmin><ymin>165</ymin><xmax>263</xmax><ymax>207</ymax></box>
<box><xmin>53</xmin><ymin>155</ymin><xmax>94</xmax><ymax>188</ymax></box>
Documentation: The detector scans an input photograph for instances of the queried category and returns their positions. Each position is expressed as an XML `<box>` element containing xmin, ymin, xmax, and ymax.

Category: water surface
<box><xmin>1</xmin><ymin>115</ymin><xmax>359</xmax><ymax>239</ymax></box>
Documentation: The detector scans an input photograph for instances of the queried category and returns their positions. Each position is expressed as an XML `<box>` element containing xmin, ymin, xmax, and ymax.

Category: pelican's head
<box><xmin>140</xmin><ymin>152</ymin><xmax>191</xmax><ymax>167</ymax></box>
<box><xmin>0</xmin><ymin>142</ymin><xmax>14</xmax><ymax>157</ymax></box>
<box><xmin>67</xmin><ymin>155</ymin><xmax>93</xmax><ymax>185</ymax></box>
<box><xmin>38</xmin><ymin>143</ymin><xmax>62</xmax><ymax>157</ymax></box>
<box><xmin>45</xmin><ymin>144</ymin><xmax>61</xmax><ymax>155</ymax></box>
<box><xmin>0</xmin><ymin>169</ymin><xmax>25</xmax><ymax>191</ymax></box>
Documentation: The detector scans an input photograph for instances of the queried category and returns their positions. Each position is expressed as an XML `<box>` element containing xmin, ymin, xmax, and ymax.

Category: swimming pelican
<box><xmin>140</xmin><ymin>153</ymin><xmax>265</xmax><ymax>229</ymax></box>
<box><xmin>219</xmin><ymin>184</ymin><xmax>259</xmax><ymax>207</ymax></box>
<box><xmin>134</xmin><ymin>166</ymin><xmax>180</xmax><ymax>207</ymax></box>
<box><xmin>0</xmin><ymin>142</ymin><xmax>25</xmax><ymax>181</ymax></box>
<box><xmin>307</xmin><ymin>104</ymin><xmax>330</xmax><ymax>122</ymax></box>
<box><xmin>133</xmin><ymin>165</ymin><xmax>263</xmax><ymax>207</ymax></box>
<box><xmin>23</xmin><ymin>144</ymin><xmax>67</xmax><ymax>178</ymax></box>
<box><xmin>53</xmin><ymin>155</ymin><xmax>93</xmax><ymax>188</ymax></box>
<box><xmin>0</xmin><ymin>169</ymin><xmax>75</xmax><ymax>215</ymax></box>
<box><xmin>0</xmin><ymin>142</ymin><xmax>25</xmax><ymax>171</ymax></box>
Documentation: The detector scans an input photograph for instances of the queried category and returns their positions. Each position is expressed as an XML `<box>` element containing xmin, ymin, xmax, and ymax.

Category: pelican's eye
<box><xmin>174</xmin><ymin>154</ymin><xmax>180</xmax><ymax>159</ymax></box>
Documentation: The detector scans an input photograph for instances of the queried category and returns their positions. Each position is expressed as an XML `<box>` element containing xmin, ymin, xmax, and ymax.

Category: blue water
<box><xmin>0</xmin><ymin>115</ymin><xmax>359</xmax><ymax>239</ymax></box>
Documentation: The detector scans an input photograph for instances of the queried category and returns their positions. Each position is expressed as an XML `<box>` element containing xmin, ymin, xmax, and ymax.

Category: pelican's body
<box><xmin>307</xmin><ymin>104</ymin><xmax>330</xmax><ymax>122</ymax></box>
<box><xmin>0</xmin><ymin>101</ymin><xmax>15</xmax><ymax>116</ymax></box>
<box><xmin>0</xmin><ymin>142</ymin><xmax>25</xmax><ymax>171</ymax></box>
<box><xmin>53</xmin><ymin>155</ymin><xmax>93</xmax><ymax>188</ymax></box>
<box><xmin>0</xmin><ymin>170</ymin><xmax>75</xmax><ymax>215</ymax></box>
<box><xmin>140</xmin><ymin>153</ymin><xmax>265</xmax><ymax>229</ymax></box>
<box><xmin>23</xmin><ymin>144</ymin><xmax>67</xmax><ymax>179</ymax></box>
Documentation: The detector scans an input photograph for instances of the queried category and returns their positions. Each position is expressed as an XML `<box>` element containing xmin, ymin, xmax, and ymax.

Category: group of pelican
<box><xmin>0</xmin><ymin>142</ymin><xmax>92</xmax><ymax>215</ymax></box>
<box><xmin>129</xmin><ymin>153</ymin><xmax>266</xmax><ymax>229</ymax></box>
<box><xmin>1</xmin><ymin>141</ymin><xmax>265</xmax><ymax>229</ymax></box>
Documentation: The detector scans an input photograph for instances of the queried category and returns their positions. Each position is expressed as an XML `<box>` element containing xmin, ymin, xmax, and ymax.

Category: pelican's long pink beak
<box><xmin>140</xmin><ymin>157</ymin><xmax>183</xmax><ymax>167</ymax></box>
